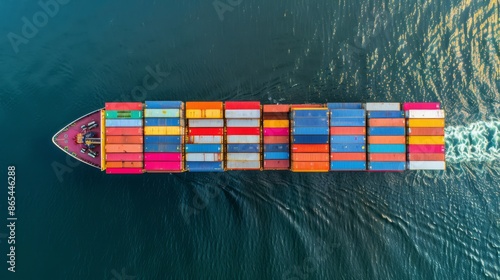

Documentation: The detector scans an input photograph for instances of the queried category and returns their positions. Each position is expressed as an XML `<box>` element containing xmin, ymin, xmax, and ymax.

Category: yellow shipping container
<box><xmin>144</xmin><ymin>126</ymin><xmax>182</xmax><ymax>135</ymax></box>
<box><xmin>186</xmin><ymin>109</ymin><xmax>202</xmax><ymax>119</ymax></box>
<box><xmin>263</xmin><ymin>120</ymin><xmax>289</xmax><ymax>127</ymax></box>
<box><xmin>407</xmin><ymin>119</ymin><xmax>445</xmax><ymax>127</ymax></box>
<box><xmin>407</xmin><ymin>136</ymin><xmax>445</xmax><ymax>145</ymax></box>
<box><xmin>204</xmin><ymin>109</ymin><xmax>223</xmax><ymax>118</ymax></box>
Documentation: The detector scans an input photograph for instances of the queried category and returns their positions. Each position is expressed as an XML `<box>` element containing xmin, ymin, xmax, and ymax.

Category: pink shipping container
<box><xmin>106</xmin><ymin>153</ymin><xmax>144</xmax><ymax>161</ymax></box>
<box><xmin>403</xmin><ymin>102</ymin><xmax>440</xmax><ymax>110</ymax></box>
<box><xmin>263</xmin><ymin>128</ymin><xmax>289</xmax><ymax>136</ymax></box>
<box><xmin>144</xmin><ymin>153</ymin><xmax>182</xmax><ymax>161</ymax></box>
<box><xmin>105</xmin><ymin>168</ymin><xmax>144</xmax><ymax>174</ymax></box>
<box><xmin>144</xmin><ymin>161</ymin><xmax>182</xmax><ymax>171</ymax></box>
<box><xmin>407</xmin><ymin>144</ymin><xmax>445</xmax><ymax>153</ymax></box>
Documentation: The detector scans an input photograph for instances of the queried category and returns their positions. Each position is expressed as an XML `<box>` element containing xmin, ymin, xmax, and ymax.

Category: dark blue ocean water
<box><xmin>1</xmin><ymin>0</ymin><xmax>499</xmax><ymax>279</ymax></box>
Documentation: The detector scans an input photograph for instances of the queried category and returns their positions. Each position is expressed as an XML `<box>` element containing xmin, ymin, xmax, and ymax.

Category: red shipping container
<box><xmin>225</xmin><ymin>101</ymin><xmax>261</xmax><ymax>110</ymax></box>
<box><xmin>369</xmin><ymin>153</ymin><xmax>406</xmax><ymax>162</ymax></box>
<box><xmin>188</xmin><ymin>128</ymin><xmax>223</xmax><ymax>136</ymax></box>
<box><xmin>263</xmin><ymin>160</ymin><xmax>289</xmax><ymax>169</ymax></box>
<box><xmin>105</xmin><ymin>102</ymin><xmax>143</xmax><ymax>110</ymax></box>
<box><xmin>263</xmin><ymin>136</ymin><xmax>290</xmax><ymax>144</ymax></box>
<box><xmin>263</xmin><ymin>105</ymin><xmax>290</xmax><ymax>113</ymax></box>
<box><xmin>292</xmin><ymin>144</ymin><xmax>329</xmax><ymax>153</ymax></box>
<box><xmin>144</xmin><ymin>153</ymin><xmax>182</xmax><ymax>161</ymax></box>
<box><xmin>330</xmin><ymin>127</ymin><xmax>366</xmax><ymax>135</ymax></box>
<box><xmin>263</xmin><ymin>128</ymin><xmax>289</xmax><ymax>136</ymax></box>
<box><xmin>105</xmin><ymin>168</ymin><xmax>143</xmax><ymax>174</ymax></box>
<box><xmin>144</xmin><ymin>161</ymin><xmax>182</xmax><ymax>171</ymax></box>
<box><xmin>368</xmin><ymin>136</ymin><xmax>406</xmax><ymax>144</ymax></box>
<box><xmin>403</xmin><ymin>102</ymin><xmax>440</xmax><ymax>110</ymax></box>
<box><xmin>106</xmin><ymin>153</ymin><xmax>143</xmax><ymax>161</ymax></box>
<box><xmin>407</xmin><ymin>153</ymin><xmax>445</xmax><ymax>161</ymax></box>
<box><xmin>407</xmin><ymin>127</ymin><xmax>445</xmax><ymax>136</ymax></box>
<box><xmin>226</xmin><ymin>127</ymin><xmax>260</xmax><ymax>135</ymax></box>
<box><xmin>106</xmin><ymin>135</ymin><xmax>143</xmax><ymax>144</ymax></box>
<box><xmin>292</xmin><ymin>153</ymin><xmax>330</xmax><ymax>162</ymax></box>
<box><xmin>106</xmin><ymin>127</ymin><xmax>143</xmax><ymax>136</ymax></box>
<box><xmin>368</xmin><ymin>118</ymin><xmax>406</xmax><ymax>127</ymax></box>
<box><xmin>330</xmin><ymin>152</ymin><xmax>366</xmax><ymax>161</ymax></box>
<box><xmin>407</xmin><ymin>144</ymin><xmax>445</xmax><ymax>153</ymax></box>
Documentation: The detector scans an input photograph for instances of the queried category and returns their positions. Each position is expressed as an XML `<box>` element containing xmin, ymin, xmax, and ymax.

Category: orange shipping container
<box><xmin>291</xmin><ymin>161</ymin><xmax>329</xmax><ymax>172</ymax></box>
<box><xmin>330</xmin><ymin>127</ymin><xmax>366</xmax><ymax>135</ymax></box>
<box><xmin>263</xmin><ymin>104</ymin><xmax>290</xmax><ymax>113</ymax></box>
<box><xmin>368</xmin><ymin>136</ymin><xmax>406</xmax><ymax>144</ymax></box>
<box><xmin>185</xmin><ymin>101</ymin><xmax>223</xmax><ymax>110</ymax></box>
<box><xmin>407</xmin><ymin>153</ymin><xmax>445</xmax><ymax>161</ymax></box>
<box><xmin>369</xmin><ymin>153</ymin><xmax>406</xmax><ymax>162</ymax></box>
<box><xmin>330</xmin><ymin>153</ymin><xmax>366</xmax><ymax>161</ymax></box>
<box><xmin>368</xmin><ymin>118</ymin><xmax>406</xmax><ymax>127</ymax></box>
<box><xmin>290</xmin><ymin>104</ymin><xmax>325</xmax><ymax>108</ymax></box>
<box><xmin>105</xmin><ymin>161</ymin><xmax>143</xmax><ymax>168</ymax></box>
<box><xmin>263</xmin><ymin>136</ymin><xmax>289</xmax><ymax>144</ymax></box>
<box><xmin>106</xmin><ymin>135</ymin><xmax>143</xmax><ymax>144</ymax></box>
<box><xmin>407</xmin><ymin>127</ymin><xmax>445</xmax><ymax>136</ymax></box>
<box><xmin>292</xmin><ymin>153</ymin><xmax>330</xmax><ymax>162</ymax></box>
<box><xmin>105</xmin><ymin>144</ymin><xmax>143</xmax><ymax>153</ymax></box>
<box><xmin>291</xmin><ymin>144</ymin><xmax>329</xmax><ymax>153</ymax></box>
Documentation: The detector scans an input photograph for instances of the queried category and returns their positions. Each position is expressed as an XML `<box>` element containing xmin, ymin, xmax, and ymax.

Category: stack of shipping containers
<box><xmin>366</xmin><ymin>103</ymin><xmax>406</xmax><ymax>171</ymax></box>
<box><xmin>225</xmin><ymin>101</ymin><xmax>261</xmax><ymax>170</ymax></box>
<box><xmin>328</xmin><ymin>103</ymin><xmax>367</xmax><ymax>171</ymax></box>
<box><xmin>104</xmin><ymin>102</ymin><xmax>144</xmax><ymax>174</ymax></box>
<box><xmin>290</xmin><ymin>107</ymin><xmax>330</xmax><ymax>172</ymax></box>
<box><xmin>185</xmin><ymin>102</ymin><xmax>224</xmax><ymax>172</ymax></box>
<box><xmin>143</xmin><ymin>101</ymin><xmax>184</xmax><ymax>172</ymax></box>
<box><xmin>262</xmin><ymin>105</ymin><xmax>290</xmax><ymax>170</ymax></box>
<box><xmin>404</xmin><ymin>102</ymin><xmax>446</xmax><ymax>170</ymax></box>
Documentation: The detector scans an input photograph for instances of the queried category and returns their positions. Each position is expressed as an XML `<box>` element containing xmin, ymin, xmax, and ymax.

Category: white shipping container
<box><xmin>226</xmin><ymin>153</ymin><xmax>260</xmax><ymax>161</ymax></box>
<box><xmin>226</xmin><ymin>135</ymin><xmax>260</xmax><ymax>143</ymax></box>
<box><xmin>406</xmin><ymin>110</ymin><xmax>445</xmax><ymax>119</ymax></box>
<box><xmin>225</xmin><ymin>109</ymin><xmax>261</xmax><ymax>119</ymax></box>
<box><xmin>226</xmin><ymin>119</ymin><xmax>260</xmax><ymax>127</ymax></box>
<box><xmin>185</xmin><ymin>153</ymin><xmax>222</xmax><ymax>162</ymax></box>
<box><xmin>365</xmin><ymin>102</ymin><xmax>401</xmax><ymax>111</ymax></box>
<box><xmin>408</xmin><ymin>161</ymin><xmax>446</xmax><ymax>170</ymax></box>
<box><xmin>226</xmin><ymin>161</ymin><xmax>261</xmax><ymax>169</ymax></box>
<box><xmin>188</xmin><ymin>136</ymin><xmax>223</xmax><ymax>144</ymax></box>
<box><xmin>188</xmin><ymin>119</ymin><xmax>224</xmax><ymax>127</ymax></box>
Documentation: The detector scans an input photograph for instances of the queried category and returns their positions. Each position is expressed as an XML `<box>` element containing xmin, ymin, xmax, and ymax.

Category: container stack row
<box><xmin>290</xmin><ymin>107</ymin><xmax>330</xmax><ymax>172</ymax></box>
<box><xmin>185</xmin><ymin>102</ymin><xmax>225</xmax><ymax>172</ymax></box>
<box><xmin>404</xmin><ymin>102</ymin><xmax>446</xmax><ymax>170</ymax></box>
<box><xmin>262</xmin><ymin>105</ymin><xmax>290</xmax><ymax>170</ymax></box>
<box><xmin>328</xmin><ymin>103</ymin><xmax>367</xmax><ymax>171</ymax></box>
<box><xmin>104</xmin><ymin>102</ymin><xmax>144</xmax><ymax>174</ymax></box>
<box><xmin>143</xmin><ymin>101</ymin><xmax>184</xmax><ymax>172</ymax></box>
<box><xmin>225</xmin><ymin>101</ymin><xmax>262</xmax><ymax>170</ymax></box>
<box><xmin>366</xmin><ymin>103</ymin><xmax>406</xmax><ymax>171</ymax></box>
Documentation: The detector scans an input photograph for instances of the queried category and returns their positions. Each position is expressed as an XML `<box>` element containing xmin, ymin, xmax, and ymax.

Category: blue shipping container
<box><xmin>330</xmin><ymin>161</ymin><xmax>366</xmax><ymax>171</ymax></box>
<box><xmin>292</xmin><ymin>135</ymin><xmax>329</xmax><ymax>144</ymax></box>
<box><xmin>327</xmin><ymin>103</ymin><xmax>363</xmax><ymax>109</ymax></box>
<box><xmin>105</xmin><ymin>119</ymin><xmax>143</xmax><ymax>127</ymax></box>
<box><xmin>369</xmin><ymin>161</ymin><xmax>406</xmax><ymax>171</ymax></box>
<box><xmin>293</xmin><ymin>118</ymin><xmax>328</xmax><ymax>127</ymax></box>
<box><xmin>367</xmin><ymin>111</ymin><xmax>405</xmax><ymax>118</ymax></box>
<box><xmin>145</xmin><ymin>118</ymin><xmax>181</xmax><ymax>126</ymax></box>
<box><xmin>368</xmin><ymin>127</ymin><xmax>405</xmax><ymax>136</ymax></box>
<box><xmin>292</xmin><ymin>110</ymin><xmax>329</xmax><ymax>118</ymax></box>
<box><xmin>330</xmin><ymin>117</ymin><xmax>366</xmax><ymax>127</ymax></box>
<box><xmin>186</xmin><ymin>161</ymin><xmax>224</xmax><ymax>172</ymax></box>
<box><xmin>185</xmin><ymin>144</ymin><xmax>222</xmax><ymax>153</ymax></box>
<box><xmin>368</xmin><ymin>144</ymin><xmax>405</xmax><ymax>153</ymax></box>
<box><xmin>144</xmin><ymin>143</ymin><xmax>181</xmax><ymax>152</ymax></box>
<box><xmin>330</xmin><ymin>136</ymin><xmax>366</xmax><ymax>144</ymax></box>
<box><xmin>264</xmin><ymin>152</ymin><xmax>290</xmax><ymax>160</ymax></box>
<box><xmin>264</xmin><ymin>144</ymin><xmax>290</xmax><ymax>152</ymax></box>
<box><xmin>145</xmin><ymin>101</ymin><xmax>183</xmax><ymax>109</ymax></box>
<box><xmin>144</xmin><ymin>136</ymin><xmax>182</xmax><ymax>144</ymax></box>
<box><xmin>330</xmin><ymin>144</ymin><xmax>366</xmax><ymax>152</ymax></box>
<box><xmin>227</xmin><ymin>144</ymin><xmax>261</xmax><ymax>153</ymax></box>
<box><xmin>330</xmin><ymin>109</ymin><xmax>366</xmax><ymax>118</ymax></box>
<box><xmin>292</xmin><ymin>127</ymin><xmax>330</xmax><ymax>135</ymax></box>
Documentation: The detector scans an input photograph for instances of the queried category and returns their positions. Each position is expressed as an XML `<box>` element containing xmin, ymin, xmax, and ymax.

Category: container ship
<box><xmin>52</xmin><ymin>101</ymin><xmax>446</xmax><ymax>174</ymax></box>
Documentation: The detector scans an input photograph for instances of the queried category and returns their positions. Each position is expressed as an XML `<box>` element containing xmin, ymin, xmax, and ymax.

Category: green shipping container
<box><xmin>106</xmin><ymin>110</ymin><xmax>143</xmax><ymax>119</ymax></box>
